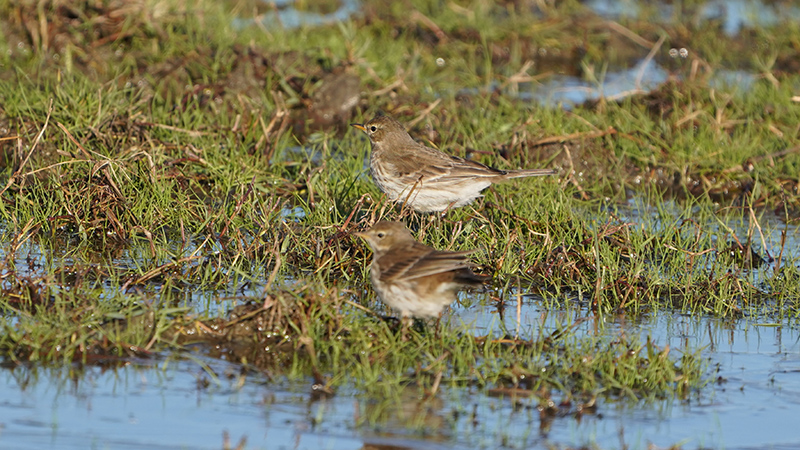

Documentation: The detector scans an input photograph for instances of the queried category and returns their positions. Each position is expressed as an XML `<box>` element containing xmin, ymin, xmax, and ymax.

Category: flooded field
<box><xmin>1</xmin><ymin>301</ymin><xmax>797</xmax><ymax>449</ymax></box>
<box><xmin>1</xmin><ymin>199</ymin><xmax>798</xmax><ymax>449</ymax></box>
<box><xmin>1</xmin><ymin>0</ymin><xmax>799</xmax><ymax>448</ymax></box>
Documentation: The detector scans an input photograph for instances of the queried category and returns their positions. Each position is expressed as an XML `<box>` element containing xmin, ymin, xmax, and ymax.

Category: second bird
<box><xmin>351</xmin><ymin>115</ymin><xmax>556</xmax><ymax>213</ymax></box>
<box><xmin>355</xmin><ymin>221</ymin><xmax>489</xmax><ymax>320</ymax></box>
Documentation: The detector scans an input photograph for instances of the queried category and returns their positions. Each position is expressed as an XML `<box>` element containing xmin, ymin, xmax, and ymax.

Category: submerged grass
<box><xmin>0</xmin><ymin>0</ymin><xmax>798</xmax><ymax>438</ymax></box>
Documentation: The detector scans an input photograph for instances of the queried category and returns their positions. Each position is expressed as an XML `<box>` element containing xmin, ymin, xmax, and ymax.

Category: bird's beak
<box><xmin>350</xmin><ymin>123</ymin><xmax>366</xmax><ymax>132</ymax></box>
<box><xmin>353</xmin><ymin>231</ymin><xmax>367</xmax><ymax>239</ymax></box>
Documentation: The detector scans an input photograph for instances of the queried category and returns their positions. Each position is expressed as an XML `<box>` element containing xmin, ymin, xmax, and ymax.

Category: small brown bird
<box><xmin>355</xmin><ymin>221</ymin><xmax>489</xmax><ymax>320</ymax></box>
<box><xmin>351</xmin><ymin>115</ymin><xmax>556</xmax><ymax>213</ymax></box>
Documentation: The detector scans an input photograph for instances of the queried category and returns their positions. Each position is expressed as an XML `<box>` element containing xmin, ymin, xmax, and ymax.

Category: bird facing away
<box><xmin>351</xmin><ymin>115</ymin><xmax>556</xmax><ymax>213</ymax></box>
<box><xmin>355</xmin><ymin>221</ymin><xmax>489</xmax><ymax>320</ymax></box>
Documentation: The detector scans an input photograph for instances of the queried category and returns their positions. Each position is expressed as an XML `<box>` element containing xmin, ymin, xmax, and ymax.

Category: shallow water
<box><xmin>236</xmin><ymin>0</ymin><xmax>775</xmax><ymax>108</ymax></box>
<box><xmin>462</xmin><ymin>295</ymin><xmax>800</xmax><ymax>448</ymax></box>
<box><xmin>233</xmin><ymin>0</ymin><xmax>360</xmax><ymax>30</ymax></box>
<box><xmin>1</xmin><ymin>301</ymin><xmax>798</xmax><ymax>449</ymax></box>
<box><xmin>521</xmin><ymin>60</ymin><xmax>756</xmax><ymax>108</ymax></box>
<box><xmin>587</xmin><ymin>0</ymin><xmax>800</xmax><ymax>36</ymax></box>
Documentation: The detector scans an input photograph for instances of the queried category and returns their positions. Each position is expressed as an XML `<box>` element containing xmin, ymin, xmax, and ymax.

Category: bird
<box><xmin>354</xmin><ymin>220</ymin><xmax>490</xmax><ymax>321</ymax></box>
<box><xmin>351</xmin><ymin>115</ymin><xmax>556</xmax><ymax>213</ymax></box>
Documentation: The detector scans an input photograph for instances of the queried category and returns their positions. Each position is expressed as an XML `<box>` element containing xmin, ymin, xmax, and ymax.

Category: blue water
<box><xmin>233</xmin><ymin>0</ymin><xmax>360</xmax><ymax>30</ymax></box>
<box><xmin>586</xmin><ymin>0</ymin><xmax>800</xmax><ymax>36</ymax></box>
<box><xmin>0</xmin><ymin>308</ymin><xmax>797</xmax><ymax>449</ymax></box>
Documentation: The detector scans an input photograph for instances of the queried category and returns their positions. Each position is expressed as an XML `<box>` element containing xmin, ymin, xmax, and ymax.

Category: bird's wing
<box><xmin>403</xmin><ymin>249</ymin><xmax>476</xmax><ymax>280</ymax></box>
<box><xmin>439</xmin><ymin>153</ymin><xmax>505</xmax><ymax>179</ymax></box>
<box><xmin>378</xmin><ymin>243</ymin><xmax>475</xmax><ymax>282</ymax></box>
<box><xmin>384</xmin><ymin>147</ymin><xmax>504</xmax><ymax>186</ymax></box>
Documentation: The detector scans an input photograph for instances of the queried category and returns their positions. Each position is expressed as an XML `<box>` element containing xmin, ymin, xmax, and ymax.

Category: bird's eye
<box><xmin>376</xmin><ymin>232</ymin><xmax>385</xmax><ymax>238</ymax></box>
<box><xmin>369</xmin><ymin>125</ymin><xmax>378</xmax><ymax>132</ymax></box>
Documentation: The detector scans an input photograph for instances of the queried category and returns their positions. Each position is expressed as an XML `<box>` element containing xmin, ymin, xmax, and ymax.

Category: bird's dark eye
<box><xmin>376</xmin><ymin>232</ymin><xmax>385</xmax><ymax>238</ymax></box>
<box><xmin>369</xmin><ymin>125</ymin><xmax>378</xmax><ymax>132</ymax></box>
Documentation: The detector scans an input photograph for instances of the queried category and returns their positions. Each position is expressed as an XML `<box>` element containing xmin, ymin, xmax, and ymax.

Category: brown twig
<box><xmin>0</xmin><ymin>100</ymin><xmax>53</xmax><ymax>195</ymax></box>
<box><xmin>56</xmin><ymin>121</ymin><xmax>125</xmax><ymax>200</ymax></box>
<box><xmin>410</xmin><ymin>10</ymin><xmax>447</xmax><ymax>43</ymax></box>
<box><xmin>636</xmin><ymin>34</ymin><xmax>666</xmax><ymax>90</ymax></box>
<box><xmin>408</xmin><ymin>98</ymin><xmax>442</xmax><ymax>128</ymax></box>
<box><xmin>606</xmin><ymin>21</ymin><xmax>655</xmax><ymax>48</ymax></box>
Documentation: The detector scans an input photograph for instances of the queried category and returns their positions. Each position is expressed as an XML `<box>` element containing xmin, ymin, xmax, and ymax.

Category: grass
<box><xmin>0</xmin><ymin>0</ymin><xmax>799</xmax><ymax>446</ymax></box>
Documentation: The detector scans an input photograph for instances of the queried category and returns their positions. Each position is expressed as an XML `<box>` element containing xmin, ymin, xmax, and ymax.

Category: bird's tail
<box><xmin>455</xmin><ymin>269</ymin><xmax>492</xmax><ymax>286</ymax></box>
<box><xmin>504</xmin><ymin>168</ymin><xmax>557</xmax><ymax>178</ymax></box>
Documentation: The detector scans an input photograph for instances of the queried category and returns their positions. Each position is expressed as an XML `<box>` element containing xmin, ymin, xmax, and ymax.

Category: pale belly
<box><xmin>373</xmin><ymin>277</ymin><xmax>460</xmax><ymax>319</ymax></box>
<box><xmin>371</xmin><ymin>169</ymin><xmax>491</xmax><ymax>213</ymax></box>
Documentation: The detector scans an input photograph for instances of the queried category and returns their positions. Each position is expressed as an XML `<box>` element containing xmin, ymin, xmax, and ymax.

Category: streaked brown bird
<box><xmin>355</xmin><ymin>220</ymin><xmax>489</xmax><ymax>320</ymax></box>
<box><xmin>351</xmin><ymin>115</ymin><xmax>556</xmax><ymax>213</ymax></box>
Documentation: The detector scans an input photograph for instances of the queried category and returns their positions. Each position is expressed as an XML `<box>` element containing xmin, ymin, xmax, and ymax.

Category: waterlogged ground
<box><xmin>0</xmin><ymin>201</ymin><xmax>798</xmax><ymax>449</ymax></box>
<box><xmin>1</xmin><ymin>0</ymin><xmax>800</xmax><ymax>448</ymax></box>
<box><xmin>1</xmin><ymin>301</ymin><xmax>798</xmax><ymax>449</ymax></box>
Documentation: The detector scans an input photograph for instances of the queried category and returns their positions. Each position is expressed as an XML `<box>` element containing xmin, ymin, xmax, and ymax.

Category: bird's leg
<box><xmin>442</xmin><ymin>200</ymin><xmax>458</xmax><ymax>215</ymax></box>
<box><xmin>434</xmin><ymin>314</ymin><xmax>443</xmax><ymax>340</ymax></box>
<box><xmin>381</xmin><ymin>314</ymin><xmax>402</xmax><ymax>328</ymax></box>
<box><xmin>400</xmin><ymin>316</ymin><xmax>414</xmax><ymax>341</ymax></box>
<box><xmin>417</xmin><ymin>211</ymin><xmax>431</xmax><ymax>238</ymax></box>
<box><xmin>397</xmin><ymin>196</ymin><xmax>411</xmax><ymax>219</ymax></box>
<box><xmin>417</xmin><ymin>201</ymin><xmax>456</xmax><ymax>236</ymax></box>
<box><xmin>398</xmin><ymin>177</ymin><xmax>424</xmax><ymax>219</ymax></box>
